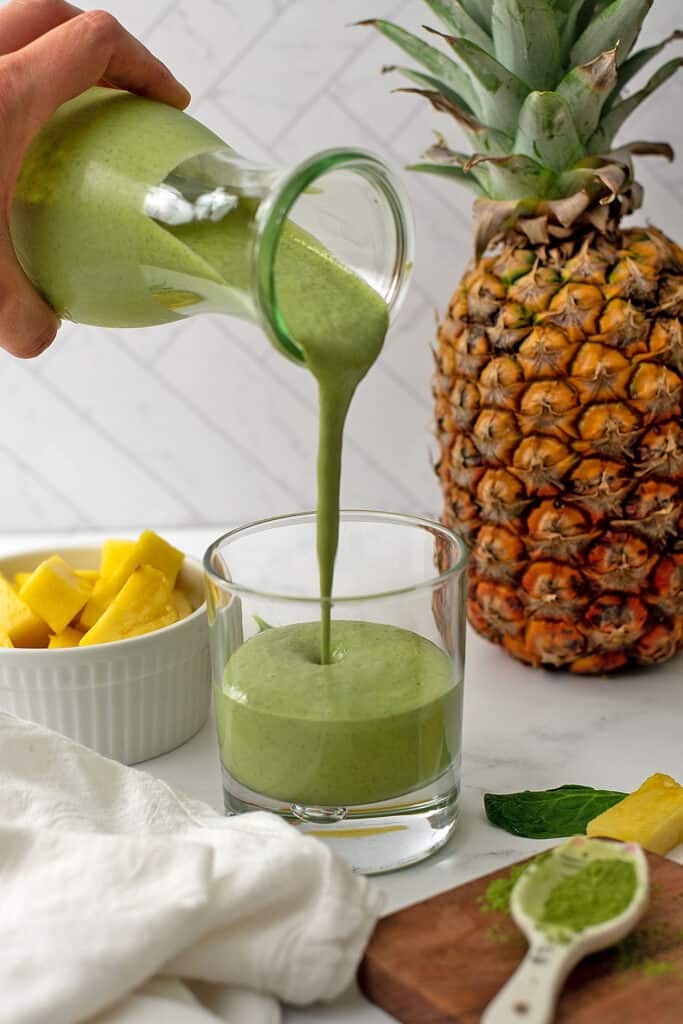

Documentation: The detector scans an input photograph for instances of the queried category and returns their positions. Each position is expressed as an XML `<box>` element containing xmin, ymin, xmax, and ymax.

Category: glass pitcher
<box><xmin>10</xmin><ymin>87</ymin><xmax>414</xmax><ymax>365</ymax></box>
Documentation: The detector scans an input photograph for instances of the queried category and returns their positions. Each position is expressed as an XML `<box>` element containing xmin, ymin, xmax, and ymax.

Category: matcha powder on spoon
<box><xmin>541</xmin><ymin>859</ymin><xmax>638</xmax><ymax>934</ymax></box>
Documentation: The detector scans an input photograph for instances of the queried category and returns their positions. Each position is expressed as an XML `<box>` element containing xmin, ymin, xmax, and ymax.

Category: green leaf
<box><xmin>383</xmin><ymin>63</ymin><xmax>475</xmax><ymax>115</ymax></box>
<box><xmin>423</xmin><ymin>0</ymin><xmax>494</xmax><ymax>52</ymax></box>
<box><xmin>436</xmin><ymin>33</ymin><xmax>530</xmax><ymax>133</ymax></box>
<box><xmin>397</xmin><ymin>85</ymin><xmax>512</xmax><ymax>154</ymax></box>
<box><xmin>409</xmin><ymin>161</ymin><xmax>484</xmax><ymax>191</ymax></box>
<box><xmin>554</xmin><ymin>0</ymin><xmax>599</xmax><ymax>65</ymax></box>
<box><xmin>606</xmin><ymin>29</ymin><xmax>683</xmax><ymax>110</ymax></box>
<box><xmin>253</xmin><ymin>615</ymin><xmax>272</xmax><ymax>632</ymax></box>
<box><xmin>356</xmin><ymin>19</ymin><xmax>478</xmax><ymax>111</ymax></box>
<box><xmin>484</xmin><ymin>784</ymin><xmax>627</xmax><ymax>839</ymax></box>
<box><xmin>589</xmin><ymin>56</ymin><xmax>683</xmax><ymax>151</ymax></box>
<box><xmin>491</xmin><ymin>0</ymin><xmax>562</xmax><ymax>91</ymax></box>
<box><xmin>459</xmin><ymin>0</ymin><xmax>494</xmax><ymax>32</ymax></box>
<box><xmin>465</xmin><ymin>152</ymin><xmax>556</xmax><ymax>197</ymax></box>
<box><xmin>515</xmin><ymin>90</ymin><xmax>584</xmax><ymax>171</ymax></box>
<box><xmin>571</xmin><ymin>0</ymin><xmax>653</xmax><ymax>68</ymax></box>
<box><xmin>557</xmin><ymin>48</ymin><xmax>618</xmax><ymax>142</ymax></box>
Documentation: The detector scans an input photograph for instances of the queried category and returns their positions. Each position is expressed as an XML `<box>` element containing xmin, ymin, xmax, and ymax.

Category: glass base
<box><xmin>221</xmin><ymin>766</ymin><xmax>460</xmax><ymax>874</ymax></box>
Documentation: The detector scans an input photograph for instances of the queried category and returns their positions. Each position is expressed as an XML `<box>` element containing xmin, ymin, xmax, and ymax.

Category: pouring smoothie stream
<box><xmin>12</xmin><ymin>88</ymin><xmax>461</xmax><ymax>815</ymax></box>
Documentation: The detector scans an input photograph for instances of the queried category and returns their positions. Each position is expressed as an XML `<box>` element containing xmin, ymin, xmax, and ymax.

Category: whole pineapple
<box><xmin>364</xmin><ymin>0</ymin><xmax>683</xmax><ymax>673</ymax></box>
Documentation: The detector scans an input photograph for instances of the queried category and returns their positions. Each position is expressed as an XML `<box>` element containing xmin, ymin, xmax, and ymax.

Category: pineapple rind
<box><xmin>436</xmin><ymin>224</ymin><xmax>683</xmax><ymax>672</ymax></box>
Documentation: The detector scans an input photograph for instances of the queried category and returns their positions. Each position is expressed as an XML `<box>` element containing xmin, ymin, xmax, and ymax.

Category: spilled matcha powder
<box><xmin>479</xmin><ymin>852</ymin><xmax>552</xmax><ymax>916</ymax></box>
<box><xmin>480</xmin><ymin>863</ymin><xmax>529</xmax><ymax>915</ymax></box>
<box><xmin>541</xmin><ymin>859</ymin><xmax>637</xmax><ymax>933</ymax></box>
<box><xmin>614</xmin><ymin>923</ymin><xmax>683</xmax><ymax>980</ymax></box>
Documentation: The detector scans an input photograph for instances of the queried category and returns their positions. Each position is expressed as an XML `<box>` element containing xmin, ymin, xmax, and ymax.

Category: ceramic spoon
<box><xmin>482</xmin><ymin>835</ymin><xmax>649</xmax><ymax>1024</ymax></box>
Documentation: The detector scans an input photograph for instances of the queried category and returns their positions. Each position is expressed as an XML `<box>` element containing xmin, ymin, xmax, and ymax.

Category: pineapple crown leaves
<box><xmin>358</xmin><ymin>0</ymin><xmax>682</xmax><ymax>225</ymax></box>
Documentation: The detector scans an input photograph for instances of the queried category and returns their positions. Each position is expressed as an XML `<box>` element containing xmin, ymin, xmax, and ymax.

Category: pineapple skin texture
<box><xmin>587</xmin><ymin>773</ymin><xmax>683</xmax><ymax>855</ymax></box>
<box><xmin>436</xmin><ymin>224</ymin><xmax>683</xmax><ymax>673</ymax></box>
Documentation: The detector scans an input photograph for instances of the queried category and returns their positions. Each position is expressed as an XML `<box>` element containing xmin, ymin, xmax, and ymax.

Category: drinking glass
<box><xmin>204</xmin><ymin>511</ymin><xmax>468</xmax><ymax>874</ymax></box>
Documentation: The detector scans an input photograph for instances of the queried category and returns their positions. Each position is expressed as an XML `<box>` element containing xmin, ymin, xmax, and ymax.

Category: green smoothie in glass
<box><xmin>13</xmin><ymin>88</ymin><xmax>459</xmax><ymax>810</ymax></box>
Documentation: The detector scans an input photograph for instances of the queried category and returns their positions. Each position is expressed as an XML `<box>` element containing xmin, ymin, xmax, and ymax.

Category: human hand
<box><xmin>0</xmin><ymin>0</ymin><xmax>190</xmax><ymax>357</ymax></box>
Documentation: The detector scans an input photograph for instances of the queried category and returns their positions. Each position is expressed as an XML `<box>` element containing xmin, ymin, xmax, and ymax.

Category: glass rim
<box><xmin>252</xmin><ymin>147</ymin><xmax>414</xmax><ymax>366</ymax></box>
<box><xmin>203</xmin><ymin>509</ymin><xmax>468</xmax><ymax>604</ymax></box>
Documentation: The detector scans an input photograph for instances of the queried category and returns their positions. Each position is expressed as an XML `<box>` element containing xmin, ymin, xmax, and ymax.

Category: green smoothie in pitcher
<box><xmin>13</xmin><ymin>88</ymin><xmax>459</xmax><ymax>809</ymax></box>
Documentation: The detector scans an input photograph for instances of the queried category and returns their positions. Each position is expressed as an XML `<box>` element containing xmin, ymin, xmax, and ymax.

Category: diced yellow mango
<box><xmin>75</xmin><ymin>569</ymin><xmax>99</xmax><ymax>583</ymax></box>
<box><xmin>48</xmin><ymin>627</ymin><xmax>84</xmax><ymax>649</ymax></box>
<box><xmin>0</xmin><ymin>574</ymin><xmax>49</xmax><ymax>648</ymax></box>
<box><xmin>80</xmin><ymin>566</ymin><xmax>178</xmax><ymax>646</ymax></box>
<box><xmin>100</xmin><ymin>540</ymin><xmax>135</xmax><ymax>578</ymax></box>
<box><xmin>20</xmin><ymin>556</ymin><xmax>93</xmax><ymax>635</ymax></box>
<box><xmin>80</xmin><ymin>531</ymin><xmax>184</xmax><ymax>630</ymax></box>
<box><xmin>587</xmin><ymin>773</ymin><xmax>683</xmax><ymax>855</ymax></box>
<box><xmin>0</xmin><ymin>630</ymin><xmax>14</xmax><ymax>648</ymax></box>
<box><xmin>13</xmin><ymin>572</ymin><xmax>31</xmax><ymax>590</ymax></box>
<box><xmin>171</xmin><ymin>588</ymin><xmax>193</xmax><ymax>620</ymax></box>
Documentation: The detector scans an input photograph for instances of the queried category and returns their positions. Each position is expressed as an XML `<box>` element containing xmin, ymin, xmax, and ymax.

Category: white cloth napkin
<box><xmin>0</xmin><ymin>712</ymin><xmax>383</xmax><ymax>1024</ymax></box>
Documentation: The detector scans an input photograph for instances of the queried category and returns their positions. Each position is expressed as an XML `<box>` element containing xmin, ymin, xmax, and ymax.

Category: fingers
<box><xmin>0</xmin><ymin>235</ymin><xmax>59</xmax><ymax>358</ymax></box>
<box><xmin>0</xmin><ymin>3</ymin><xmax>191</xmax><ymax>357</ymax></box>
<box><xmin>0</xmin><ymin>0</ymin><xmax>83</xmax><ymax>55</ymax></box>
<box><xmin>8</xmin><ymin>9</ymin><xmax>191</xmax><ymax>127</ymax></box>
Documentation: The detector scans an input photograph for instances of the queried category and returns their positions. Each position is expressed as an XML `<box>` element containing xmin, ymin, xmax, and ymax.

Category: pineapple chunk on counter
<box><xmin>0</xmin><ymin>630</ymin><xmax>14</xmax><ymax>648</ymax></box>
<box><xmin>49</xmin><ymin>627</ymin><xmax>84</xmax><ymax>649</ymax></box>
<box><xmin>80</xmin><ymin>566</ymin><xmax>178</xmax><ymax>646</ymax></box>
<box><xmin>0</xmin><ymin>575</ymin><xmax>50</xmax><ymax>648</ymax></box>
<box><xmin>587</xmin><ymin>773</ymin><xmax>683</xmax><ymax>855</ymax></box>
<box><xmin>20</xmin><ymin>555</ymin><xmax>93</xmax><ymax>635</ymax></box>
<box><xmin>80</xmin><ymin>531</ymin><xmax>184</xmax><ymax>630</ymax></box>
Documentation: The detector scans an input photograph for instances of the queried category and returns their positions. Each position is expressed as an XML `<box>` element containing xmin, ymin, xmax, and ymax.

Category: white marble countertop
<box><xmin>3</xmin><ymin>526</ymin><xmax>682</xmax><ymax>1023</ymax></box>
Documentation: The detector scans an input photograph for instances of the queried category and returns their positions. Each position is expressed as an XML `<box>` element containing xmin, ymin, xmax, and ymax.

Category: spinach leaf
<box><xmin>484</xmin><ymin>785</ymin><xmax>627</xmax><ymax>839</ymax></box>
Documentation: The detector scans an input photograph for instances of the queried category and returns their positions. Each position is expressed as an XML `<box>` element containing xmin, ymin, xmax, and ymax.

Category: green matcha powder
<box><xmin>540</xmin><ymin>859</ymin><xmax>637</xmax><ymax>933</ymax></box>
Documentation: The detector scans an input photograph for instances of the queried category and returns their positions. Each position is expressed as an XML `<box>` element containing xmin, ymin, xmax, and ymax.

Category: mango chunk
<box><xmin>171</xmin><ymin>588</ymin><xmax>193</xmax><ymax>620</ymax></box>
<box><xmin>80</xmin><ymin>566</ymin><xmax>178</xmax><ymax>646</ymax></box>
<box><xmin>49</xmin><ymin>627</ymin><xmax>84</xmax><ymax>649</ymax></box>
<box><xmin>587</xmin><ymin>773</ymin><xmax>683</xmax><ymax>855</ymax></box>
<box><xmin>100</xmin><ymin>540</ymin><xmax>135</xmax><ymax>579</ymax></box>
<box><xmin>20</xmin><ymin>556</ymin><xmax>93</xmax><ymax>635</ymax></box>
<box><xmin>81</xmin><ymin>531</ymin><xmax>184</xmax><ymax>630</ymax></box>
<box><xmin>0</xmin><ymin>630</ymin><xmax>14</xmax><ymax>648</ymax></box>
<box><xmin>0</xmin><ymin>575</ymin><xmax>49</xmax><ymax>648</ymax></box>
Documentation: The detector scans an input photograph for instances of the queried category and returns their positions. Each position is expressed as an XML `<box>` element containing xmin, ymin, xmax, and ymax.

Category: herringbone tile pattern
<box><xmin>1</xmin><ymin>0</ymin><xmax>681</xmax><ymax>531</ymax></box>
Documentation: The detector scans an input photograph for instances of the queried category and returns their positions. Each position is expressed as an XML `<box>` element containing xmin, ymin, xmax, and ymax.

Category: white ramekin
<box><xmin>0</xmin><ymin>546</ymin><xmax>210</xmax><ymax>764</ymax></box>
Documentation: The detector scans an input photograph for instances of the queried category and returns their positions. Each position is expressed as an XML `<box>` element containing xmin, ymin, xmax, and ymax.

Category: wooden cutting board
<box><xmin>358</xmin><ymin>850</ymin><xmax>683</xmax><ymax>1023</ymax></box>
